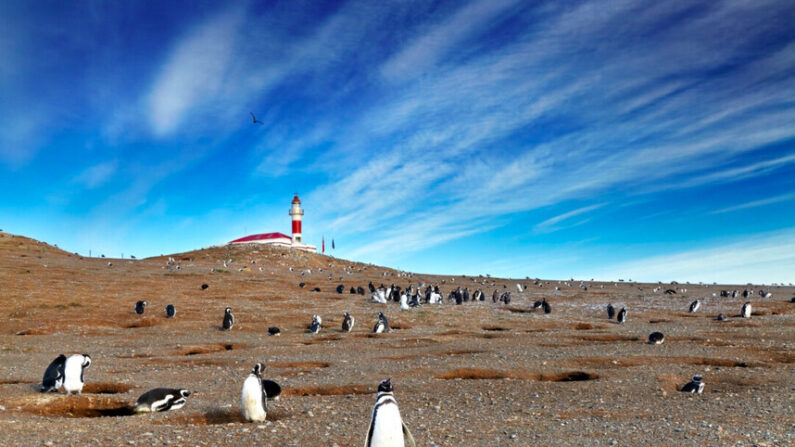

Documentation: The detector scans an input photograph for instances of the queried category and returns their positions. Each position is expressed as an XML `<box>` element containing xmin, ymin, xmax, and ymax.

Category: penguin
<box><xmin>222</xmin><ymin>307</ymin><xmax>234</xmax><ymax>330</ymax></box>
<box><xmin>364</xmin><ymin>378</ymin><xmax>415</xmax><ymax>447</ymax></box>
<box><xmin>299</xmin><ymin>282</ymin><xmax>305</xmax><ymax>288</ymax></box>
<box><xmin>492</xmin><ymin>290</ymin><xmax>499</xmax><ymax>303</ymax></box>
<box><xmin>165</xmin><ymin>304</ymin><xmax>176</xmax><ymax>318</ymax></box>
<box><xmin>342</xmin><ymin>312</ymin><xmax>355</xmax><ymax>332</ymax></box>
<box><xmin>336</xmin><ymin>284</ymin><xmax>345</xmax><ymax>294</ymax></box>
<box><xmin>350</xmin><ymin>287</ymin><xmax>357</xmax><ymax>294</ymax></box>
<box><xmin>268</xmin><ymin>327</ymin><xmax>281</xmax><ymax>336</ymax></box>
<box><xmin>648</xmin><ymin>331</ymin><xmax>665</xmax><ymax>344</ymax></box>
<box><xmin>716</xmin><ymin>313</ymin><xmax>726</xmax><ymax>321</ymax></box>
<box><xmin>134</xmin><ymin>388</ymin><xmax>191</xmax><ymax>413</ymax></box>
<box><xmin>532</xmin><ymin>300</ymin><xmax>543</xmax><ymax>309</ymax></box>
<box><xmin>373</xmin><ymin>312</ymin><xmax>389</xmax><ymax>334</ymax></box>
<box><xmin>309</xmin><ymin>315</ymin><xmax>322</xmax><ymax>334</ymax></box>
<box><xmin>41</xmin><ymin>354</ymin><xmax>66</xmax><ymax>393</ymax></box>
<box><xmin>541</xmin><ymin>298</ymin><xmax>551</xmax><ymax>314</ymax></box>
<box><xmin>616</xmin><ymin>307</ymin><xmax>627</xmax><ymax>324</ymax></box>
<box><xmin>689</xmin><ymin>300</ymin><xmax>701</xmax><ymax>313</ymax></box>
<box><xmin>358</xmin><ymin>286</ymin><xmax>366</xmax><ymax>295</ymax></box>
<box><xmin>369</xmin><ymin>282</ymin><xmax>376</xmax><ymax>293</ymax></box>
<box><xmin>399</xmin><ymin>293</ymin><xmax>409</xmax><ymax>311</ymax></box>
<box><xmin>135</xmin><ymin>300</ymin><xmax>147</xmax><ymax>315</ymax></box>
<box><xmin>741</xmin><ymin>302</ymin><xmax>752</xmax><ymax>318</ymax></box>
<box><xmin>63</xmin><ymin>354</ymin><xmax>91</xmax><ymax>395</ymax></box>
<box><xmin>242</xmin><ymin>363</ymin><xmax>268</xmax><ymax>422</ymax></box>
<box><xmin>680</xmin><ymin>375</ymin><xmax>704</xmax><ymax>394</ymax></box>
<box><xmin>201</xmin><ymin>283</ymin><xmax>209</xmax><ymax>290</ymax></box>
<box><xmin>606</xmin><ymin>303</ymin><xmax>616</xmax><ymax>319</ymax></box>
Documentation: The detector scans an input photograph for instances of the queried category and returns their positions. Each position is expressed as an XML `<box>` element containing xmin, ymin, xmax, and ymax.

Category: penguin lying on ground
<box><xmin>680</xmin><ymin>375</ymin><xmax>704</xmax><ymax>394</ymax></box>
<box><xmin>165</xmin><ymin>304</ymin><xmax>176</xmax><ymax>318</ymax></box>
<box><xmin>268</xmin><ymin>327</ymin><xmax>281</xmax><ymax>336</ymax></box>
<box><xmin>648</xmin><ymin>331</ymin><xmax>665</xmax><ymax>344</ymax></box>
<box><xmin>364</xmin><ymin>378</ymin><xmax>415</xmax><ymax>447</ymax></box>
<box><xmin>134</xmin><ymin>388</ymin><xmax>191</xmax><ymax>412</ymax></box>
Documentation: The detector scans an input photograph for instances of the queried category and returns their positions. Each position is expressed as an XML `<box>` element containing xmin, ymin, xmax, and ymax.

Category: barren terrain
<box><xmin>0</xmin><ymin>231</ymin><xmax>792</xmax><ymax>446</ymax></box>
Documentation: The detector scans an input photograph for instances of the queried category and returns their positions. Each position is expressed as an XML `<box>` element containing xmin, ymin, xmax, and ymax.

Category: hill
<box><xmin>0</xmin><ymin>230</ymin><xmax>792</xmax><ymax>446</ymax></box>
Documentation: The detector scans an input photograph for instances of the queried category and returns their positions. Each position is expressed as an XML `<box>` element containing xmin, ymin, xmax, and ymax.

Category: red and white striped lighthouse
<box><xmin>289</xmin><ymin>194</ymin><xmax>304</xmax><ymax>244</ymax></box>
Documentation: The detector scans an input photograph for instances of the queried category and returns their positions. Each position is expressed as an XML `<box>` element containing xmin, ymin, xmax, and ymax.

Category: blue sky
<box><xmin>1</xmin><ymin>0</ymin><xmax>794</xmax><ymax>284</ymax></box>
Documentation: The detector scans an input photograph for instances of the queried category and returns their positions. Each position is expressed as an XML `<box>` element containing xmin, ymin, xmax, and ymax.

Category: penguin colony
<box><xmin>30</xmin><ymin>254</ymin><xmax>784</xmax><ymax>444</ymax></box>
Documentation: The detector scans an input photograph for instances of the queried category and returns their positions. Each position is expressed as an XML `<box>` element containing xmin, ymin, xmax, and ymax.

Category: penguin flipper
<box><xmin>402</xmin><ymin>421</ymin><xmax>416</xmax><ymax>447</ymax></box>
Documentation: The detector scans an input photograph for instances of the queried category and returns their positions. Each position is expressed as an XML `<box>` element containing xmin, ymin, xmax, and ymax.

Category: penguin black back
<box><xmin>222</xmin><ymin>307</ymin><xmax>234</xmax><ymax>330</ymax></box>
<box><xmin>607</xmin><ymin>303</ymin><xmax>615</xmax><ymax>319</ymax></box>
<box><xmin>165</xmin><ymin>304</ymin><xmax>176</xmax><ymax>318</ymax></box>
<box><xmin>135</xmin><ymin>300</ymin><xmax>147</xmax><ymax>315</ymax></box>
<box><xmin>617</xmin><ymin>307</ymin><xmax>627</xmax><ymax>324</ymax></box>
<box><xmin>542</xmin><ymin>299</ymin><xmax>551</xmax><ymax>314</ymax></box>
<box><xmin>648</xmin><ymin>331</ymin><xmax>664</xmax><ymax>344</ymax></box>
<box><xmin>41</xmin><ymin>354</ymin><xmax>66</xmax><ymax>393</ymax></box>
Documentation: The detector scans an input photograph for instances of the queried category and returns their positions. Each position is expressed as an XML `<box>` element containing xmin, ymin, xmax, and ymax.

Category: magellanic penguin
<box><xmin>63</xmin><ymin>354</ymin><xmax>91</xmax><ymax>395</ymax></box>
<box><xmin>41</xmin><ymin>354</ymin><xmax>67</xmax><ymax>393</ymax></box>
<box><xmin>364</xmin><ymin>378</ymin><xmax>415</xmax><ymax>447</ymax></box>
<box><xmin>134</xmin><ymin>388</ymin><xmax>191</xmax><ymax>413</ymax></box>
<box><xmin>268</xmin><ymin>327</ymin><xmax>281</xmax><ymax>336</ymax></box>
<box><xmin>741</xmin><ymin>302</ymin><xmax>752</xmax><ymax>318</ymax></box>
<box><xmin>607</xmin><ymin>303</ymin><xmax>615</xmax><ymax>319</ymax></box>
<box><xmin>689</xmin><ymin>300</ymin><xmax>701</xmax><ymax>313</ymax></box>
<box><xmin>373</xmin><ymin>312</ymin><xmax>389</xmax><ymax>334</ymax></box>
<box><xmin>680</xmin><ymin>375</ymin><xmax>705</xmax><ymax>394</ymax></box>
<box><xmin>616</xmin><ymin>307</ymin><xmax>627</xmax><ymax>324</ymax></box>
<box><xmin>309</xmin><ymin>315</ymin><xmax>322</xmax><ymax>334</ymax></box>
<box><xmin>541</xmin><ymin>298</ymin><xmax>551</xmax><ymax>314</ymax></box>
<box><xmin>222</xmin><ymin>307</ymin><xmax>234</xmax><ymax>330</ymax></box>
<box><xmin>135</xmin><ymin>300</ymin><xmax>147</xmax><ymax>315</ymax></box>
<box><xmin>242</xmin><ymin>363</ymin><xmax>268</xmax><ymax>422</ymax></box>
<box><xmin>342</xmin><ymin>312</ymin><xmax>355</xmax><ymax>332</ymax></box>
<box><xmin>648</xmin><ymin>331</ymin><xmax>665</xmax><ymax>344</ymax></box>
<box><xmin>165</xmin><ymin>304</ymin><xmax>176</xmax><ymax>318</ymax></box>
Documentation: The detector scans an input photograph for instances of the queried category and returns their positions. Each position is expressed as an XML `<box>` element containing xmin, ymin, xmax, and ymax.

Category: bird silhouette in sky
<box><xmin>250</xmin><ymin>112</ymin><xmax>263</xmax><ymax>125</ymax></box>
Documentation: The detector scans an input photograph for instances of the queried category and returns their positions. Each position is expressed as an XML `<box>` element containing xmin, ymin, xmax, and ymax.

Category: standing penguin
<box><xmin>134</xmin><ymin>388</ymin><xmax>191</xmax><ymax>412</ymax></box>
<box><xmin>309</xmin><ymin>315</ymin><xmax>322</xmax><ymax>334</ymax></box>
<box><xmin>165</xmin><ymin>304</ymin><xmax>176</xmax><ymax>318</ymax></box>
<box><xmin>342</xmin><ymin>312</ymin><xmax>355</xmax><ymax>332</ymax></box>
<box><xmin>399</xmin><ymin>293</ymin><xmax>409</xmax><ymax>311</ymax></box>
<box><xmin>680</xmin><ymin>375</ymin><xmax>705</xmax><ymax>394</ymax></box>
<box><xmin>364</xmin><ymin>378</ymin><xmax>415</xmax><ymax>447</ymax></box>
<box><xmin>222</xmin><ymin>307</ymin><xmax>234</xmax><ymax>330</ymax></box>
<box><xmin>689</xmin><ymin>300</ymin><xmax>701</xmax><ymax>313</ymax></box>
<box><xmin>63</xmin><ymin>354</ymin><xmax>91</xmax><ymax>395</ymax></box>
<box><xmin>616</xmin><ymin>307</ymin><xmax>627</xmax><ymax>324</ymax></box>
<box><xmin>606</xmin><ymin>303</ymin><xmax>616</xmax><ymax>319</ymax></box>
<box><xmin>135</xmin><ymin>300</ymin><xmax>147</xmax><ymax>315</ymax></box>
<box><xmin>741</xmin><ymin>302</ymin><xmax>752</xmax><ymax>318</ymax></box>
<box><xmin>242</xmin><ymin>363</ymin><xmax>268</xmax><ymax>422</ymax></box>
<box><xmin>541</xmin><ymin>298</ymin><xmax>551</xmax><ymax>314</ymax></box>
<box><xmin>41</xmin><ymin>354</ymin><xmax>66</xmax><ymax>393</ymax></box>
<box><xmin>373</xmin><ymin>312</ymin><xmax>389</xmax><ymax>334</ymax></box>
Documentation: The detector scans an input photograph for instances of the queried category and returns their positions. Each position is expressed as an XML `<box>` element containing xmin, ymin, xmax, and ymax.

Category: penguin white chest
<box><xmin>242</xmin><ymin>376</ymin><xmax>266</xmax><ymax>422</ymax></box>
<box><xmin>370</xmin><ymin>404</ymin><xmax>405</xmax><ymax>447</ymax></box>
<box><xmin>63</xmin><ymin>355</ymin><xmax>85</xmax><ymax>395</ymax></box>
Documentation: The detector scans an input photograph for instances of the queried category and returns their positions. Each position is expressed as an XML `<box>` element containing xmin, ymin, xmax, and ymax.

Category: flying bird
<box><xmin>250</xmin><ymin>112</ymin><xmax>263</xmax><ymax>125</ymax></box>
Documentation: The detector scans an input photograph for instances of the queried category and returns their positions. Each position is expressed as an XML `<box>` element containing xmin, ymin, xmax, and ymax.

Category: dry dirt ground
<box><xmin>0</xmin><ymin>231</ymin><xmax>792</xmax><ymax>447</ymax></box>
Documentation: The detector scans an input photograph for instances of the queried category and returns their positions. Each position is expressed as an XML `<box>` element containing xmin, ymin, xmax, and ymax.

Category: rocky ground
<box><xmin>0</xmin><ymin>231</ymin><xmax>792</xmax><ymax>447</ymax></box>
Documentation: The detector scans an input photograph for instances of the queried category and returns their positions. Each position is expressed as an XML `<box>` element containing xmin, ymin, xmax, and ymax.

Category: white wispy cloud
<box><xmin>709</xmin><ymin>193</ymin><xmax>795</xmax><ymax>215</ymax></box>
<box><xmin>148</xmin><ymin>6</ymin><xmax>245</xmax><ymax>136</ymax></box>
<box><xmin>534</xmin><ymin>203</ymin><xmax>607</xmax><ymax>233</ymax></box>
<box><xmin>74</xmin><ymin>160</ymin><xmax>118</xmax><ymax>189</ymax></box>
<box><xmin>593</xmin><ymin>229</ymin><xmax>795</xmax><ymax>284</ymax></box>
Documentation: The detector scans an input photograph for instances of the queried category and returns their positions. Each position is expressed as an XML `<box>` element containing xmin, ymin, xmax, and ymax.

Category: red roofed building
<box><xmin>228</xmin><ymin>195</ymin><xmax>317</xmax><ymax>252</ymax></box>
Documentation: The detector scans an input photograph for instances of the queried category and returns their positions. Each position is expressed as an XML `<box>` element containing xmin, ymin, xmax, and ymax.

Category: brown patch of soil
<box><xmin>176</xmin><ymin>343</ymin><xmax>243</xmax><ymax>356</ymax></box>
<box><xmin>270</xmin><ymin>361</ymin><xmax>330</xmax><ymax>368</ymax></box>
<box><xmin>282</xmin><ymin>384</ymin><xmax>374</xmax><ymax>396</ymax></box>
<box><xmin>9</xmin><ymin>395</ymin><xmax>134</xmax><ymax>418</ymax></box>
<box><xmin>83</xmin><ymin>382</ymin><xmax>133</xmax><ymax>394</ymax></box>
<box><xmin>436</xmin><ymin>368</ymin><xmax>598</xmax><ymax>381</ymax></box>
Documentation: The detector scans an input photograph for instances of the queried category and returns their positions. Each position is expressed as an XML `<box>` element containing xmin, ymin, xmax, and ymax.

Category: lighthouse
<box><xmin>289</xmin><ymin>194</ymin><xmax>304</xmax><ymax>244</ymax></box>
<box><xmin>227</xmin><ymin>194</ymin><xmax>317</xmax><ymax>252</ymax></box>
